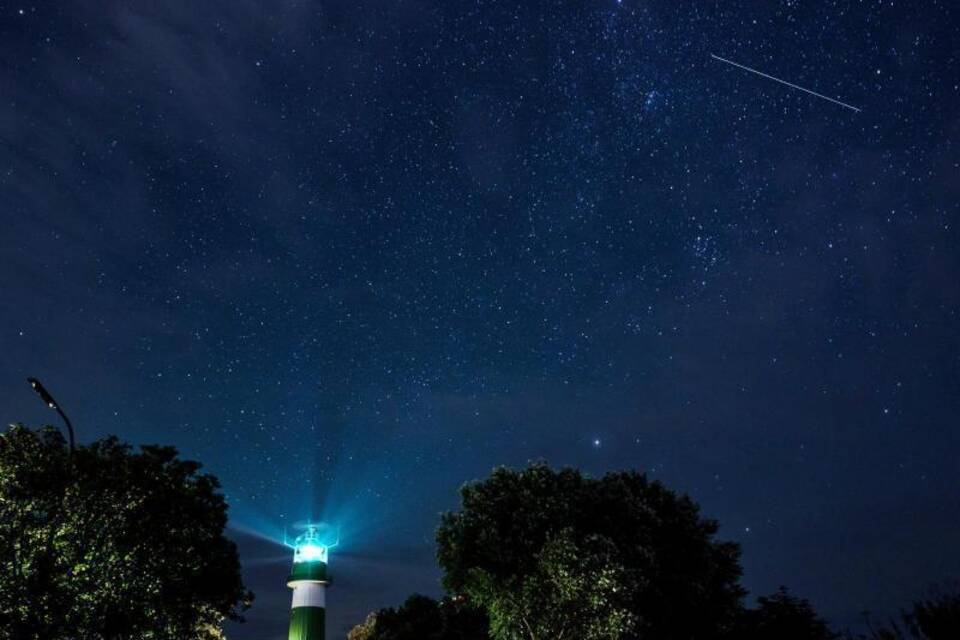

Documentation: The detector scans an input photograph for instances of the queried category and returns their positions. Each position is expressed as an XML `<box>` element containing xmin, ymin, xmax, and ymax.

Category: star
<box><xmin>3</xmin><ymin>2</ymin><xmax>953</xmax><ymax>635</ymax></box>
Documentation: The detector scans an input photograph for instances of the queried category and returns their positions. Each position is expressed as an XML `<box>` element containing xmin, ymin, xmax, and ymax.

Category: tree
<box><xmin>482</xmin><ymin>528</ymin><xmax>636</xmax><ymax>640</ymax></box>
<box><xmin>847</xmin><ymin>582</ymin><xmax>960</xmax><ymax>640</ymax></box>
<box><xmin>902</xmin><ymin>582</ymin><xmax>960</xmax><ymax>640</ymax></box>
<box><xmin>347</xmin><ymin>612</ymin><xmax>379</xmax><ymax>640</ymax></box>
<box><xmin>347</xmin><ymin>594</ymin><xmax>489</xmax><ymax>640</ymax></box>
<box><xmin>737</xmin><ymin>587</ymin><xmax>838</xmax><ymax>640</ymax></box>
<box><xmin>436</xmin><ymin>463</ymin><xmax>745</xmax><ymax>640</ymax></box>
<box><xmin>0</xmin><ymin>424</ymin><xmax>253</xmax><ymax>640</ymax></box>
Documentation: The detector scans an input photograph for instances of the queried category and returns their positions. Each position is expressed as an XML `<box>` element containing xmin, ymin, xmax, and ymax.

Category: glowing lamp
<box><xmin>296</xmin><ymin>542</ymin><xmax>327</xmax><ymax>564</ymax></box>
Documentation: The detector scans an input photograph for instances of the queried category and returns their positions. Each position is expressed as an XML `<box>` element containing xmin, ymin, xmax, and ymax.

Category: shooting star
<box><xmin>711</xmin><ymin>53</ymin><xmax>861</xmax><ymax>113</ymax></box>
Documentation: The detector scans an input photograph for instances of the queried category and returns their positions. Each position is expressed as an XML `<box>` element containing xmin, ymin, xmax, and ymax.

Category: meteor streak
<box><xmin>711</xmin><ymin>53</ymin><xmax>861</xmax><ymax>113</ymax></box>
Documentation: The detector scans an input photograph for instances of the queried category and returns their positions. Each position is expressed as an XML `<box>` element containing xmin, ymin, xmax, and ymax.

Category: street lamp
<box><xmin>26</xmin><ymin>377</ymin><xmax>76</xmax><ymax>453</ymax></box>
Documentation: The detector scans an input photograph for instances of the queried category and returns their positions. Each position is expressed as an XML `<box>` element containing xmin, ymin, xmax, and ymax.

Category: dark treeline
<box><xmin>1</xmin><ymin>425</ymin><xmax>955</xmax><ymax>640</ymax></box>
<box><xmin>348</xmin><ymin>463</ymin><xmax>958</xmax><ymax>640</ymax></box>
<box><xmin>0</xmin><ymin>425</ymin><xmax>252</xmax><ymax>640</ymax></box>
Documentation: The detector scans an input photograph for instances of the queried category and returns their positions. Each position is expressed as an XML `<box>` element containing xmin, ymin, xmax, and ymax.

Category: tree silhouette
<box><xmin>349</xmin><ymin>462</ymin><xmax>956</xmax><ymax>640</ymax></box>
<box><xmin>736</xmin><ymin>587</ymin><xmax>838</xmax><ymax>640</ymax></box>
<box><xmin>436</xmin><ymin>463</ymin><xmax>745</xmax><ymax>640</ymax></box>
<box><xmin>0</xmin><ymin>425</ymin><xmax>252</xmax><ymax>640</ymax></box>
<box><xmin>347</xmin><ymin>594</ymin><xmax>488</xmax><ymax>640</ymax></box>
<box><xmin>846</xmin><ymin>582</ymin><xmax>960</xmax><ymax>640</ymax></box>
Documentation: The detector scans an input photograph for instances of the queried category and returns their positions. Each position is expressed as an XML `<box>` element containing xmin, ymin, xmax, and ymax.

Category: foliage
<box><xmin>347</xmin><ymin>594</ymin><xmax>489</xmax><ymax>640</ymax></box>
<box><xmin>436</xmin><ymin>462</ymin><xmax>745</xmax><ymax>640</ymax></box>
<box><xmin>902</xmin><ymin>582</ymin><xmax>960</xmax><ymax>640</ymax></box>
<box><xmin>845</xmin><ymin>582</ymin><xmax>960</xmax><ymax>640</ymax></box>
<box><xmin>482</xmin><ymin>528</ymin><xmax>636</xmax><ymax>640</ymax></box>
<box><xmin>735</xmin><ymin>587</ymin><xmax>838</xmax><ymax>640</ymax></box>
<box><xmin>0</xmin><ymin>424</ymin><xmax>252</xmax><ymax>640</ymax></box>
<box><xmin>347</xmin><ymin>612</ymin><xmax>379</xmax><ymax>640</ymax></box>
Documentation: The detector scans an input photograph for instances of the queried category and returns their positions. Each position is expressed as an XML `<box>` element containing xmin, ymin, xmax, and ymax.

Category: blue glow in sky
<box><xmin>3</xmin><ymin>1</ymin><xmax>959</xmax><ymax>639</ymax></box>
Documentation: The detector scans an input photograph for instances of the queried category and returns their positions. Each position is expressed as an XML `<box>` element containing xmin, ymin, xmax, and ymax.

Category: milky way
<box><xmin>2</xmin><ymin>2</ymin><xmax>958</xmax><ymax>637</ymax></box>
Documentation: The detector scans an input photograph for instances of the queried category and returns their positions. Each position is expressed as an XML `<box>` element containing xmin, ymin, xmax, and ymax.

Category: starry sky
<box><xmin>2</xmin><ymin>1</ymin><xmax>959</xmax><ymax>637</ymax></box>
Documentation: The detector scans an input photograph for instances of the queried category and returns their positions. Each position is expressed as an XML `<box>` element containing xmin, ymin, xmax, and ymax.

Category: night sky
<box><xmin>2</xmin><ymin>1</ymin><xmax>959</xmax><ymax>638</ymax></box>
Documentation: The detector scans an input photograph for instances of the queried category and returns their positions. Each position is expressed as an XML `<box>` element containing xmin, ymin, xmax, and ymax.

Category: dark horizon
<box><xmin>2</xmin><ymin>1</ymin><xmax>958</xmax><ymax>638</ymax></box>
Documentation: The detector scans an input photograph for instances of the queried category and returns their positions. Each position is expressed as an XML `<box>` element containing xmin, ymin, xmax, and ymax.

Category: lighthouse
<box><xmin>287</xmin><ymin>524</ymin><xmax>337</xmax><ymax>640</ymax></box>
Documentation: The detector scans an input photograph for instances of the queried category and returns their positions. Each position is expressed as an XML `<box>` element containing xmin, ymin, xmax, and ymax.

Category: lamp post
<box><xmin>26</xmin><ymin>377</ymin><xmax>76</xmax><ymax>453</ymax></box>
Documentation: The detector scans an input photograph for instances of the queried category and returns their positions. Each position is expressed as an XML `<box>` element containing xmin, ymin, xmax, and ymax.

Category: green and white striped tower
<box><xmin>287</xmin><ymin>524</ymin><xmax>337</xmax><ymax>640</ymax></box>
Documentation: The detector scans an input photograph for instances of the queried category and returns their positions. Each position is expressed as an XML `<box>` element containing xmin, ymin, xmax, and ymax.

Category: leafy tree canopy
<box><xmin>0</xmin><ymin>424</ymin><xmax>252</xmax><ymax>640</ymax></box>
<box><xmin>737</xmin><ymin>587</ymin><xmax>838</xmax><ymax>640</ymax></box>
<box><xmin>347</xmin><ymin>594</ymin><xmax>489</xmax><ymax>640</ymax></box>
<box><xmin>436</xmin><ymin>462</ymin><xmax>745</xmax><ymax>640</ymax></box>
<box><xmin>846</xmin><ymin>582</ymin><xmax>960</xmax><ymax>640</ymax></box>
<box><xmin>482</xmin><ymin>528</ymin><xmax>637</xmax><ymax>640</ymax></box>
<box><xmin>902</xmin><ymin>582</ymin><xmax>960</xmax><ymax>640</ymax></box>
